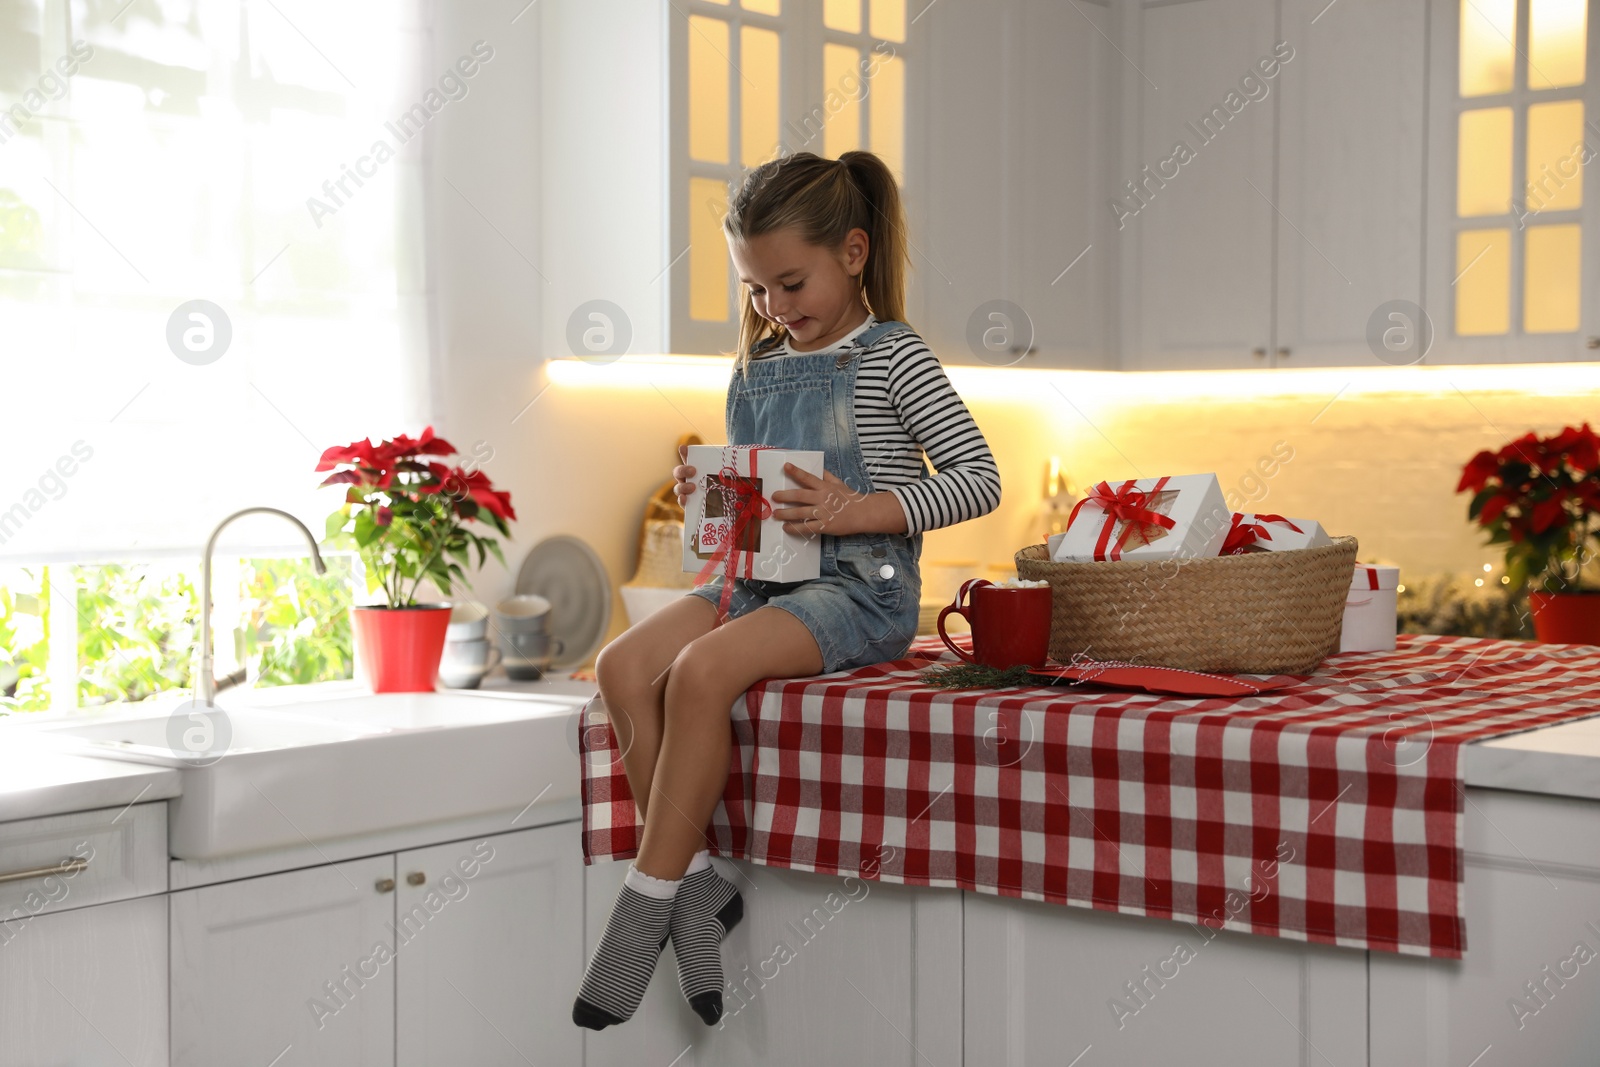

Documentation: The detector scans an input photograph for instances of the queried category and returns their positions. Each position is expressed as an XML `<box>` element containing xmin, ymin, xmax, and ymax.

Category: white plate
<box><xmin>514</xmin><ymin>534</ymin><xmax>612</xmax><ymax>669</ymax></box>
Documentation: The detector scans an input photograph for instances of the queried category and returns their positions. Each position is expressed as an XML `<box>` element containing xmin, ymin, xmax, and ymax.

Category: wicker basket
<box><xmin>1014</xmin><ymin>536</ymin><xmax>1360</xmax><ymax>674</ymax></box>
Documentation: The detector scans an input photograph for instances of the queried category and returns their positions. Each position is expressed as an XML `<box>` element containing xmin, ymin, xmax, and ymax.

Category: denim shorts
<box><xmin>684</xmin><ymin>533</ymin><xmax>922</xmax><ymax>675</ymax></box>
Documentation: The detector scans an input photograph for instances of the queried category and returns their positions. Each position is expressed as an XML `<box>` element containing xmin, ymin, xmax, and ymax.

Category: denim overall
<box><xmin>685</xmin><ymin>319</ymin><xmax>929</xmax><ymax>674</ymax></box>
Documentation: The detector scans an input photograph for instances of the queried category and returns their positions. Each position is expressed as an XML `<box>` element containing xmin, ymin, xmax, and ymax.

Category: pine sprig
<box><xmin>919</xmin><ymin>662</ymin><xmax>1042</xmax><ymax>690</ymax></box>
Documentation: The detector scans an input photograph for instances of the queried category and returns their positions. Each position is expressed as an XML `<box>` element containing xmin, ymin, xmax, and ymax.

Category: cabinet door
<box><xmin>1273</xmin><ymin>0</ymin><xmax>1426</xmax><ymax>367</ymax></box>
<box><xmin>584</xmin><ymin>859</ymin><xmax>963</xmax><ymax>1067</ymax></box>
<box><xmin>1010</xmin><ymin>0</ymin><xmax>1119</xmax><ymax>369</ymax></box>
<box><xmin>919</xmin><ymin>0</ymin><xmax>1011</xmax><ymax>367</ymax></box>
<box><xmin>1371</xmin><ymin>789</ymin><xmax>1600</xmax><ymax>1065</ymax></box>
<box><xmin>171</xmin><ymin>855</ymin><xmax>396</xmax><ymax>1067</ymax></box>
<box><xmin>0</xmin><ymin>895</ymin><xmax>168</xmax><ymax>1066</ymax></box>
<box><xmin>965</xmin><ymin>890</ymin><xmax>1367</xmax><ymax>1064</ymax></box>
<box><xmin>1125</xmin><ymin>0</ymin><xmax>1279</xmax><ymax>369</ymax></box>
<box><xmin>395</xmin><ymin>821</ymin><xmax>584</xmax><ymax>1067</ymax></box>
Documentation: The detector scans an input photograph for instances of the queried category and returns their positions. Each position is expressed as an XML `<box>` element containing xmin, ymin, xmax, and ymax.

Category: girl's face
<box><xmin>730</xmin><ymin>225</ymin><xmax>870</xmax><ymax>352</ymax></box>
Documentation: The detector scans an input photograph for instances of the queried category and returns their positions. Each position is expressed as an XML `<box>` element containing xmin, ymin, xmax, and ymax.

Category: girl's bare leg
<box><xmin>633</xmin><ymin>606</ymin><xmax>824</xmax><ymax>880</ymax></box>
<box><xmin>594</xmin><ymin>595</ymin><xmax>721</xmax><ymax>821</ymax></box>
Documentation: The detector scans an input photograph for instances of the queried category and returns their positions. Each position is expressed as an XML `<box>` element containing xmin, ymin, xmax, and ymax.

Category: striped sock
<box><xmin>669</xmin><ymin>862</ymin><xmax>744</xmax><ymax>1025</ymax></box>
<box><xmin>572</xmin><ymin>868</ymin><xmax>677</xmax><ymax>1030</ymax></box>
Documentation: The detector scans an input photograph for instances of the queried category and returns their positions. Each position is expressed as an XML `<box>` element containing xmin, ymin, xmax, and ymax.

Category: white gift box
<box><xmin>1223</xmin><ymin>513</ymin><xmax>1333</xmax><ymax>554</ymax></box>
<box><xmin>681</xmin><ymin>445</ymin><xmax>824</xmax><ymax>583</ymax></box>
<box><xmin>1052</xmin><ymin>474</ymin><xmax>1232</xmax><ymax>562</ymax></box>
<box><xmin>1339</xmin><ymin>563</ymin><xmax>1400</xmax><ymax>652</ymax></box>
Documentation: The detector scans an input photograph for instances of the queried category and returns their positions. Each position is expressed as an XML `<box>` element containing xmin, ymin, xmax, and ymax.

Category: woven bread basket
<box><xmin>1014</xmin><ymin>535</ymin><xmax>1359</xmax><ymax>674</ymax></box>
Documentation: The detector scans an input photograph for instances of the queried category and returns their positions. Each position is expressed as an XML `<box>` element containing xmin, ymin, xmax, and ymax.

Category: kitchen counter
<box><xmin>0</xmin><ymin>745</ymin><xmax>181</xmax><ymax>823</ymax></box>
<box><xmin>0</xmin><ymin>659</ymin><xmax>1595</xmax><ymax>826</ymax></box>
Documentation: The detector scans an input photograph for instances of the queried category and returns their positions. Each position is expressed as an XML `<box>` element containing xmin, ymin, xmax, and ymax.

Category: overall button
<box><xmin>878</xmin><ymin>564</ymin><xmax>895</xmax><ymax>579</ymax></box>
<box><xmin>871</xmin><ymin>545</ymin><xmax>887</xmax><ymax>557</ymax></box>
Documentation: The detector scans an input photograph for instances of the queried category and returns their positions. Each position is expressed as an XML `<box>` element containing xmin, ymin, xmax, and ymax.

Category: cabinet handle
<box><xmin>1251</xmin><ymin>347</ymin><xmax>1267</xmax><ymax>359</ymax></box>
<box><xmin>375</xmin><ymin>878</ymin><xmax>395</xmax><ymax>893</ymax></box>
<box><xmin>1587</xmin><ymin>336</ymin><xmax>1599</xmax><ymax>349</ymax></box>
<box><xmin>1277</xmin><ymin>346</ymin><xmax>1291</xmax><ymax>359</ymax></box>
<box><xmin>0</xmin><ymin>857</ymin><xmax>89</xmax><ymax>884</ymax></box>
<box><xmin>407</xmin><ymin>872</ymin><xmax>426</xmax><ymax>887</ymax></box>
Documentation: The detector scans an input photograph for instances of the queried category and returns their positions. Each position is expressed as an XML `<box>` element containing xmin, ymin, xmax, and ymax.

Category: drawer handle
<box><xmin>407</xmin><ymin>872</ymin><xmax>426</xmax><ymax>886</ymax></box>
<box><xmin>376</xmin><ymin>878</ymin><xmax>396</xmax><ymax>893</ymax></box>
<box><xmin>0</xmin><ymin>857</ymin><xmax>89</xmax><ymax>884</ymax></box>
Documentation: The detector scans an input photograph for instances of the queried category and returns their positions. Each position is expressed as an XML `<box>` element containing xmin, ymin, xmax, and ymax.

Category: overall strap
<box><xmin>849</xmin><ymin>319</ymin><xmax>912</xmax><ymax>350</ymax></box>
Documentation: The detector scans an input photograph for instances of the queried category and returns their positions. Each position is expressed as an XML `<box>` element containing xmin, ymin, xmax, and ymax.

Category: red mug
<box><xmin>937</xmin><ymin>579</ymin><xmax>1053</xmax><ymax>669</ymax></box>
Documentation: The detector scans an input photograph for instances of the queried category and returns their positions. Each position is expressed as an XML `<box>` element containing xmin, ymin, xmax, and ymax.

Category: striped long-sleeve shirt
<box><xmin>751</xmin><ymin>316</ymin><xmax>1002</xmax><ymax>536</ymax></box>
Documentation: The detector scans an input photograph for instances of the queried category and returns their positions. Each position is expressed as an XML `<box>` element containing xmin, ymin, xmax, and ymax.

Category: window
<box><xmin>672</xmin><ymin>0</ymin><xmax>912</xmax><ymax>352</ymax></box>
<box><xmin>1452</xmin><ymin>0</ymin><xmax>1588</xmax><ymax>337</ymax></box>
<box><xmin>1</xmin><ymin>0</ymin><xmax>432</xmax><ymax>714</ymax></box>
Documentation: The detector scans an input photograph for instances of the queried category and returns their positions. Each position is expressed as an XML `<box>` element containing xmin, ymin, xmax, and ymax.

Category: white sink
<box><xmin>40</xmin><ymin>690</ymin><xmax>592</xmax><ymax>860</ymax></box>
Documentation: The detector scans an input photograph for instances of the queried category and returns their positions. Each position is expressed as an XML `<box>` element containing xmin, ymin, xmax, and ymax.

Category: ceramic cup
<box><xmin>494</xmin><ymin>594</ymin><xmax>552</xmax><ymax>635</ymax></box>
<box><xmin>936</xmin><ymin>578</ymin><xmax>1052</xmax><ymax>669</ymax></box>
<box><xmin>438</xmin><ymin>637</ymin><xmax>501</xmax><ymax>689</ymax></box>
<box><xmin>501</xmin><ymin>630</ymin><xmax>565</xmax><ymax>681</ymax></box>
<box><xmin>446</xmin><ymin>601</ymin><xmax>489</xmax><ymax>642</ymax></box>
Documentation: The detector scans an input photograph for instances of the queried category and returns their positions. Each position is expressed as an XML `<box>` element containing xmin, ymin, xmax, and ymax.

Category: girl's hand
<box><xmin>673</xmin><ymin>444</ymin><xmax>697</xmax><ymax>506</ymax></box>
<box><xmin>770</xmin><ymin>462</ymin><xmax>875</xmax><ymax>537</ymax></box>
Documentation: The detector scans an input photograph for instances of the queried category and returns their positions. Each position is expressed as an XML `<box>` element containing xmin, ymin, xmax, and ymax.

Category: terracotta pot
<box><xmin>1529</xmin><ymin>591</ymin><xmax>1600</xmax><ymax>646</ymax></box>
<box><xmin>351</xmin><ymin>606</ymin><xmax>452</xmax><ymax>692</ymax></box>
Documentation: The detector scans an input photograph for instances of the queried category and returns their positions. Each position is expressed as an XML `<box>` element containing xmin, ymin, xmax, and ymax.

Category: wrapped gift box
<box><xmin>1220</xmin><ymin>513</ymin><xmax>1334</xmax><ymax>555</ymax></box>
<box><xmin>682</xmin><ymin>444</ymin><xmax>824</xmax><ymax>583</ymax></box>
<box><xmin>1052</xmin><ymin>474</ymin><xmax>1231</xmax><ymax>562</ymax></box>
<box><xmin>1339</xmin><ymin>563</ymin><xmax>1400</xmax><ymax>652</ymax></box>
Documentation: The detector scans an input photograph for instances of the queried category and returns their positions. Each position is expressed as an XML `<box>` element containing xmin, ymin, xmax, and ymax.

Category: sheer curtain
<box><xmin>0</xmin><ymin>0</ymin><xmax>432</xmax><ymax>563</ymax></box>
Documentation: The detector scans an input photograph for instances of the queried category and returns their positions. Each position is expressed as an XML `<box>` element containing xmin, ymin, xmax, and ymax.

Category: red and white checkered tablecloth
<box><xmin>579</xmin><ymin>634</ymin><xmax>1600</xmax><ymax>958</ymax></box>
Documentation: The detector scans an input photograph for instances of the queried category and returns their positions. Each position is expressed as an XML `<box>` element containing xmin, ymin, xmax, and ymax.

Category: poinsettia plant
<box><xmin>316</xmin><ymin>426</ymin><xmax>515</xmax><ymax>608</ymax></box>
<box><xmin>1456</xmin><ymin>423</ymin><xmax>1600</xmax><ymax>593</ymax></box>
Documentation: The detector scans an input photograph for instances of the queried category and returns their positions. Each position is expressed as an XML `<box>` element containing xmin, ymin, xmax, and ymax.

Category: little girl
<box><xmin>572</xmin><ymin>149</ymin><xmax>1001</xmax><ymax>1030</ymax></box>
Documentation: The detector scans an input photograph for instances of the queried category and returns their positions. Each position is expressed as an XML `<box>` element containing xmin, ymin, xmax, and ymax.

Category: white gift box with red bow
<box><xmin>681</xmin><ymin>444</ymin><xmax>824</xmax><ymax>583</ymax></box>
<box><xmin>1051</xmin><ymin>474</ymin><xmax>1232</xmax><ymax>562</ymax></box>
<box><xmin>1220</xmin><ymin>513</ymin><xmax>1334</xmax><ymax>554</ymax></box>
<box><xmin>1339</xmin><ymin>563</ymin><xmax>1400</xmax><ymax>652</ymax></box>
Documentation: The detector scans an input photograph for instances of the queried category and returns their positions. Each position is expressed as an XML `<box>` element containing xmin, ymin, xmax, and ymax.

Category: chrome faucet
<box><xmin>199</xmin><ymin>508</ymin><xmax>326</xmax><ymax>707</ymax></box>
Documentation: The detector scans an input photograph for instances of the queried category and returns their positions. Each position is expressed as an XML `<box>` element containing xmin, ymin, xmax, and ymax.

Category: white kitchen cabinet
<box><xmin>1273</xmin><ymin>0</ymin><xmax>1428</xmax><ymax>368</ymax></box>
<box><xmin>1121</xmin><ymin>0</ymin><xmax>1430</xmax><ymax>370</ymax></box>
<box><xmin>583</xmin><ymin>857</ymin><xmax>963</xmax><ymax>1067</ymax></box>
<box><xmin>0</xmin><ymin>895</ymin><xmax>169</xmax><ymax>1066</ymax></box>
<box><xmin>171</xmin><ymin>854</ymin><xmax>399</xmax><ymax>1067</ymax></box>
<box><xmin>171</xmin><ymin>820</ymin><xmax>586</xmax><ymax>1067</ymax></box>
<box><xmin>919</xmin><ymin>0</ymin><xmax>1118</xmax><ymax>370</ymax></box>
<box><xmin>395</xmin><ymin>820</ymin><xmax>584</xmax><ymax>1067</ymax></box>
<box><xmin>964</xmin><ymin>889</ymin><xmax>1367</xmax><ymax>1065</ymax></box>
<box><xmin>1122</xmin><ymin>0</ymin><xmax>1279</xmax><ymax>370</ymax></box>
<box><xmin>1370</xmin><ymin>789</ymin><xmax>1600</xmax><ymax>1066</ymax></box>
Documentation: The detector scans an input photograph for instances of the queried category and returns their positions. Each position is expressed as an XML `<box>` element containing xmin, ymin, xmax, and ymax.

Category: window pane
<box><xmin>743</xmin><ymin>0</ymin><xmax>781</xmax><ymax>13</ymax></box>
<box><xmin>1526</xmin><ymin>99</ymin><xmax>1585</xmax><ymax>212</ymax></box>
<box><xmin>690</xmin><ymin>177</ymin><xmax>729</xmax><ymax>322</ymax></box>
<box><xmin>871</xmin><ymin>0</ymin><xmax>907</xmax><ymax>42</ymax></box>
<box><xmin>1457</xmin><ymin>107</ymin><xmax>1513</xmax><ymax>216</ymax></box>
<box><xmin>1455</xmin><ymin>228</ymin><xmax>1511</xmax><ymax>335</ymax></box>
<box><xmin>1460</xmin><ymin>0</ymin><xmax>1516</xmax><ymax>96</ymax></box>
<box><xmin>825</xmin><ymin>0</ymin><xmax>862</xmax><ymax>33</ymax></box>
<box><xmin>1525</xmin><ymin>223</ymin><xmax>1581</xmax><ymax>332</ymax></box>
<box><xmin>689</xmin><ymin>16</ymin><xmax>730</xmax><ymax>164</ymax></box>
<box><xmin>869</xmin><ymin>53</ymin><xmax>905</xmax><ymax>184</ymax></box>
<box><xmin>823</xmin><ymin>44</ymin><xmax>863</xmax><ymax>158</ymax></box>
<box><xmin>741</xmin><ymin>27</ymin><xmax>781</xmax><ymax>166</ymax></box>
<box><xmin>1530</xmin><ymin>0</ymin><xmax>1587</xmax><ymax>89</ymax></box>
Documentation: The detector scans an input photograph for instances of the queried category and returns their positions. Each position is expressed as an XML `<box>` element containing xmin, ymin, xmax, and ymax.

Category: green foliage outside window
<box><xmin>0</xmin><ymin>556</ymin><xmax>356</xmax><ymax>717</ymax></box>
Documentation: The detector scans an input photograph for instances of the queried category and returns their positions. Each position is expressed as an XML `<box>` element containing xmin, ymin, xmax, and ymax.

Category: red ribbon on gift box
<box><xmin>1220</xmin><ymin>513</ymin><xmax>1306</xmax><ymax>555</ymax></box>
<box><xmin>1066</xmin><ymin>477</ymin><xmax>1178</xmax><ymax>560</ymax></box>
<box><xmin>693</xmin><ymin>445</ymin><xmax>777</xmax><ymax>623</ymax></box>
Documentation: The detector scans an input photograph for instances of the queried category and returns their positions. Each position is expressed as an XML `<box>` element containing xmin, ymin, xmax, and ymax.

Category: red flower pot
<box><xmin>351</xmin><ymin>606</ymin><xmax>452</xmax><ymax>692</ymax></box>
<box><xmin>1529</xmin><ymin>591</ymin><xmax>1600</xmax><ymax>647</ymax></box>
